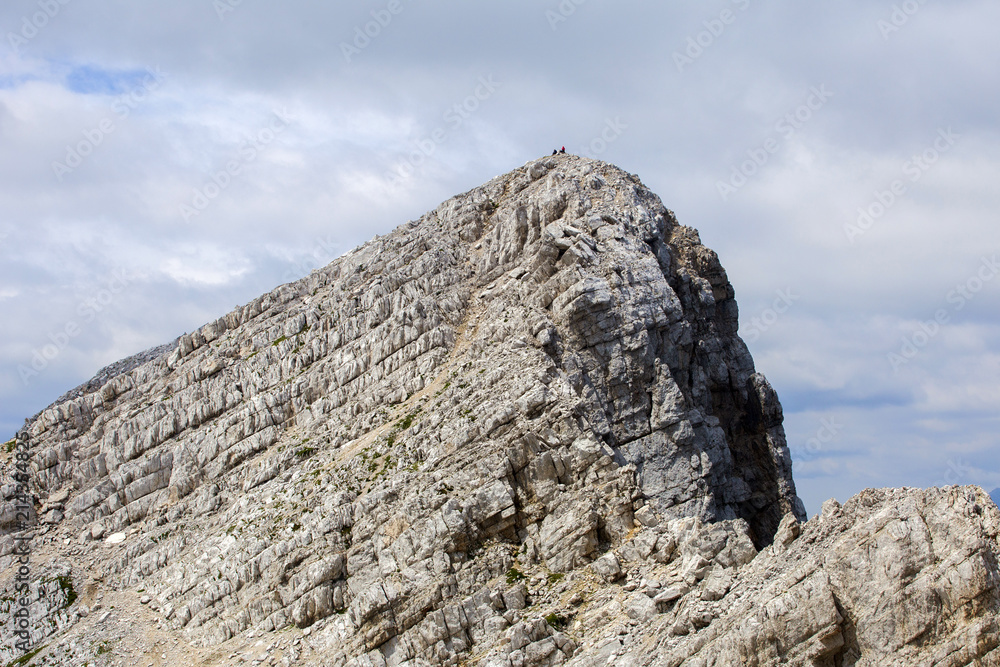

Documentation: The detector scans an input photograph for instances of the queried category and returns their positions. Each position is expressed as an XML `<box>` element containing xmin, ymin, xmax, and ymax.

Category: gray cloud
<box><xmin>1</xmin><ymin>1</ymin><xmax>998</xmax><ymax>514</ymax></box>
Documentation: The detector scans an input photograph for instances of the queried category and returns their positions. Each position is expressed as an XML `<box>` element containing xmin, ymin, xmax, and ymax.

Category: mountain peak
<box><xmin>2</xmin><ymin>157</ymin><xmax>997</xmax><ymax>666</ymax></box>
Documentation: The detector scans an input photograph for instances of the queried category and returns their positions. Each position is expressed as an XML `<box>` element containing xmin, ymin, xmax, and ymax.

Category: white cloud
<box><xmin>0</xmin><ymin>1</ymin><xmax>998</xmax><ymax>513</ymax></box>
<box><xmin>158</xmin><ymin>247</ymin><xmax>253</xmax><ymax>288</ymax></box>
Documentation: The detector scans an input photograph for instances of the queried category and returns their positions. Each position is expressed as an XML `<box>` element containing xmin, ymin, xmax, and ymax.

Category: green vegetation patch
<box><xmin>5</xmin><ymin>645</ymin><xmax>45</xmax><ymax>667</ymax></box>
<box><xmin>56</xmin><ymin>575</ymin><xmax>76</xmax><ymax>608</ymax></box>
<box><xmin>506</xmin><ymin>567</ymin><xmax>525</xmax><ymax>585</ymax></box>
<box><xmin>395</xmin><ymin>408</ymin><xmax>421</xmax><ymax>431</ymax></box>
<box><xmin>544</xmin><ymin>612</ymin><xmax>567</xmax><ymax>630</ymax></box>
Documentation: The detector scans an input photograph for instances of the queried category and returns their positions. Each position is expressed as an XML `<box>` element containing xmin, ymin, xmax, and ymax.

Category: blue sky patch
<box><xmin>782</xmin><ymin>388</ymin><xmax>913</xmax><ymax>414</ymax></box>
<box><xmin>0</xmin><ymin>74</ymin><xmax>37</xmax><ymax>90</ymax></box>
<box><xmin>65</xmin><ymin>65</ymin><xmax>150</xmax><ymax>95</ymax></box>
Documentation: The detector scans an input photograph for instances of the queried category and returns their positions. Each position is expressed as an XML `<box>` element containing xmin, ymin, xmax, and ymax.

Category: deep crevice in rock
<box><xmin>831</xmin><ymin>593</ymin><xmax>862</xmax><ymax>667</ymax></box>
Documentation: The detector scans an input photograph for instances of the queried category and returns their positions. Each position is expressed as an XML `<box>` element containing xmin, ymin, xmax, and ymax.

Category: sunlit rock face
<box><xmin>9</xmin><ymin>157</ymin><xmax>994</xmax><ymax>667</ymax></box>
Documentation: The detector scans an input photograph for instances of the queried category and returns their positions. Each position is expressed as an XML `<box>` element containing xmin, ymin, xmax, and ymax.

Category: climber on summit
<box><xmin>552</xmin><ymin>149</ymin><xmax>558</xmax><ymax>155</ymax></box>
<box><xmin>559</xmin><ymin>146</ymin><xmax>566</xmax><ymax>154</ymax></box>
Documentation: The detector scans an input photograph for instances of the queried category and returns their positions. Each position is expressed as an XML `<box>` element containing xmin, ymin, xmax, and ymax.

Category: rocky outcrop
<box><xmin>598</xmin><ymin>485</ymin><xmax>1000</xmax><ymax>667</ymax></box>
<box><xmin>1</xmin><ymin>155</ymin><xmax>995</xmax><ymax>666</ymax></box>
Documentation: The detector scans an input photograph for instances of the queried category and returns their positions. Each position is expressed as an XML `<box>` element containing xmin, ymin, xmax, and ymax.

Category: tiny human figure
<box><xmin>559</xmin><ymin>146</ymin><xmax>566</xmax><ymax>154</ymax></box>
<box><xmin>552</xmin><ymin>149</ymin><xmax>558</xmax><ymax>155</ymax></box>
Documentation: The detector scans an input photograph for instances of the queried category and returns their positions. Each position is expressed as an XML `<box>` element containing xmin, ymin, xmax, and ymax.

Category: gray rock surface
<box><xmin>640</xmin><ymin>486</ymin><xmax>1000</xmax><ymax>667</ymax></box>
<box><xmin>0</xmin><ymin>155</ymin><xmax>995</xmax><ymax>666</ymax></box>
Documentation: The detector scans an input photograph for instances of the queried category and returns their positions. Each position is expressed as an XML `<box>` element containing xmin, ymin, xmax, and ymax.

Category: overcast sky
<box><xmin>1</xmin><ymin>1</ymin><xmax>997</xmax><ymax>515</ymax></box>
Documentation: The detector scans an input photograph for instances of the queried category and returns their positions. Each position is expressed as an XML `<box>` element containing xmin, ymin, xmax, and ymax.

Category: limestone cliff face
<box><xmin>1</xmin><ymin>156</ymin><xmax>996</xmax><ymax>667</ymax></box>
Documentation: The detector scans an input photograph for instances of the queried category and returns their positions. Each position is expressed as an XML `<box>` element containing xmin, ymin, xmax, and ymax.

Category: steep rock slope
<box><xmin>2</xmin><ymin>156</ymin><xmax>995</xmax><ymax>666</ymax></box>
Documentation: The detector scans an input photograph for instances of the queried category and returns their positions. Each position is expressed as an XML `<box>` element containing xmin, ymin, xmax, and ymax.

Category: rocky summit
<box><xmin>2</xmin><ymin>155</ymin><xmax>999</xmax><ymax>666</ymax></box>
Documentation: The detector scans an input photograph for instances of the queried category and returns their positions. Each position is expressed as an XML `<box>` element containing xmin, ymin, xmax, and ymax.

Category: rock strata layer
<box><xmin>1</xmin><ymin>156</ymin><xmax>996</xmax><ymax>666</ymax></box>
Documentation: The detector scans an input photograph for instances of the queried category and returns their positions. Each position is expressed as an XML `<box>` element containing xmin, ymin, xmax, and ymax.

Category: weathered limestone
<box><xmin>0</xmin><ymin>155</ymin><xmax>994</xmax><ymax>666</ymax></box>
<box><xmin>644</xmin><ymin>486</ymin><xmax>1000</xmax><ymax>667</ymax></box>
